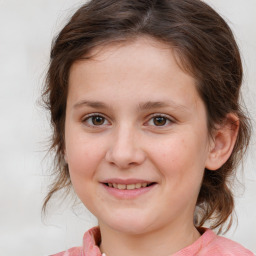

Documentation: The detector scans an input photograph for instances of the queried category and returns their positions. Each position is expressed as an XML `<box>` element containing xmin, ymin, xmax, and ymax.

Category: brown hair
<box><xmin>42</xmin><ymin>0</ymin><xmax>251</xmax><ymax>232</ymax></box>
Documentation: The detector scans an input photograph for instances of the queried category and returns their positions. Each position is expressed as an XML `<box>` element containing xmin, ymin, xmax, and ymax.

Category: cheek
<box><xmin>65</xmin><ymin>134</ymin><xmax>106</xmax><ymax>178</ymax></box>
<box><xmin>150</xmin><ymin>133</ymin><xmax>207</xmax><ymax>180</ymax></box>
<box><xmin>66</xmin><ymin>140</ymin><xmax>104</xmax><ymax>204</ymax></box>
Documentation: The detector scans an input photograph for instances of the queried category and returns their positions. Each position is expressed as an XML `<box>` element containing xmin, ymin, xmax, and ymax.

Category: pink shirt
<box><xmin>51</xmin><ymin>226</ymin><xmax>254</xmax><ymax>256</ymax></box>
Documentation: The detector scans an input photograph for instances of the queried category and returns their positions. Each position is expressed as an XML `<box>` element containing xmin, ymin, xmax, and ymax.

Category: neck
<box><xmin>99</xmin><ymin>221</ymin><xmax>200</xmax><ymax>256</ymax></box>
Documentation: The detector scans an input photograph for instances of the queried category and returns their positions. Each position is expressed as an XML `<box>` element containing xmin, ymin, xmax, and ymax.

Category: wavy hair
<box><xmin>42</xmin><ymin>0</ymin><xmax>251</xmax><ymax>233</ymax></box>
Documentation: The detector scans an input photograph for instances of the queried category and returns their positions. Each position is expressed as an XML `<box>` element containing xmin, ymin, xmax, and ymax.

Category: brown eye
<box><xmin>145</xmin><ymin>115</ymin><xmax>173</xmax><ymax>127</ymax></box>
<box><xmin>83</xmin><ymin>114</ymin><xmax>109</xmax><ymax>127</ymax></box>
<box><xmin>153</xmin><ymin>116</ymin><xmax>167</xmax><ymax>126</ymax></box>
<box><xmin>91</xmin><ymin>116</ymin><xmax>105</xmax><ymax>125</ymax></box>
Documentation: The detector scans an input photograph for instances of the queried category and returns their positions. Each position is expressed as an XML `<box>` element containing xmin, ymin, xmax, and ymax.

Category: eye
<box><xmin>152</xmin><ymin>116</ymin><xmax>167</xmax><ymax>126</ymax></box>
<box><xmin>146</xmin><ymin>114</ymin><xmax>173</xmax><ymax>127</ymax></box>
<box><xmin>83</xmin><ymin>114</ymin><xmax>110</xmax><ymax>127</ymax></box>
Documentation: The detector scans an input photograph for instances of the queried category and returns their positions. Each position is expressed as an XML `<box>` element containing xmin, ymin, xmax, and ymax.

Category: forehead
<box><xmin>87</xmin><ymin>36</ymin><xmax>172</xmax><ymax>59</ymax></box>
<box><xmin>81</xmin><ymin>36</ymin><xmax>184</xmax><ymax>75</ymax></box>
<box><xmin>68</xmin><ymin>36</ymin><xmax>203</xmax><ymax>112</ymax></box>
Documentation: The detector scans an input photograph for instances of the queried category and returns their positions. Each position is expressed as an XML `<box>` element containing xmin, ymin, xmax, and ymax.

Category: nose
<box><xmin>105</xmin><ymin>125</ymin><xmax>146</xmax><ymax>169</ymax></box>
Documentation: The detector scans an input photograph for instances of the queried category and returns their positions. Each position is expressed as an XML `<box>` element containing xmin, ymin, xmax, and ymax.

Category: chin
<box><xmin>102</xmin><ymin>214</ymin><xmax>155</xmax><ymax>235</ymax></box>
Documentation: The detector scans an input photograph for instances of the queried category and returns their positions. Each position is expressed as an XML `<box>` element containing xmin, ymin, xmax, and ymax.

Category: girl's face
<box><xmin>65</xmin><ymin>37</ymin><xmax>212</xmax><ymax>235</ymax></box>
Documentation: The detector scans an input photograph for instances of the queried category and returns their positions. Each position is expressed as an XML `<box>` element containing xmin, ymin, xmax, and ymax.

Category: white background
<box><xmin>0</xmin><ymin>0</ymin><xmax>255</xmax><ymax>255</ymax></box>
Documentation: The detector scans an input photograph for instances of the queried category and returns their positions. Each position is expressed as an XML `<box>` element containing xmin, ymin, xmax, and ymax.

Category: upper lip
<box><xmin>101</xmin><ymin>178</ymin><xmax>155</xmax><ymax>185</ymax></box>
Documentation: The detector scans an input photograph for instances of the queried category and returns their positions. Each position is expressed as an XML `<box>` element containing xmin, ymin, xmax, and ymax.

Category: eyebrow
<box><xmin>74</xmin><ymin>100</ymin><xmax>109</xmax><ymax>109</ymax></box>
<box><xmin>139</xmin><ymin>101</ymin><xmax>175</xmax><ymax>110</ymax></box>
<box><xmin>73</xmin><ymin>100</ymin><xmax>189</xmax><ymax>112</ymax></box>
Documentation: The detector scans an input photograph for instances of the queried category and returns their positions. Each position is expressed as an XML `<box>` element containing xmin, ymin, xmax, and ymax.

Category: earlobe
<box><xmin>206</xmin><ymin>114</ymin><xmax>239</xmax><ymax>171</ymax></box>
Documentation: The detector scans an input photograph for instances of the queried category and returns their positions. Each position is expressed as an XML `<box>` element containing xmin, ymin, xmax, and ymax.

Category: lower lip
<box><xmin>102</xmin><ymin>183</ymin><xmax>157</xmax><ymax>199</ymax></box>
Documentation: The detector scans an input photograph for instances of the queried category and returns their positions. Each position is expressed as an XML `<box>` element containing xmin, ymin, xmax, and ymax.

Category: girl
<box><xmin>42</xmin><ymin>0</ymin><xmax>254</xmax><ymax>255</ymax></box>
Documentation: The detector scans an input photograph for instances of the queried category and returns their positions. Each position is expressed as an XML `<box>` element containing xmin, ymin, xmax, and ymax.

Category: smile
<box><xmin>105</xmin><ymin>182</ymin><xmax>155</xmax><ymax>190</ymax></box>
<box><xmin>101</xmin><ymin>180</ymin><xmax>157</xmax><ymax>199</ymax></box>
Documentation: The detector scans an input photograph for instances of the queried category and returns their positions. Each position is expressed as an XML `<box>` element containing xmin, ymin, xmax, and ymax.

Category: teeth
<box><xmin>107</xmin><ymin>183</ymin><xmax>152</xmax><ymax>190</ymax></box>
<box><xmin>135</xmin><ymin>183</ymin><xmax>142</xmax><ymax>189</ymax></box>
<box><xmin>142</xmin><ymin>183</ymin><xmax>147</xmax><ymax>188</ymax></box>
<box><xmin>127</xmin><ymin>184</ymin><xmax>135</xmax><ymax>190</ymax></box>
<box><xmin>117</xmin><ymin>184</ymin><xmax>126</xmax><ymax>190</ymax></box>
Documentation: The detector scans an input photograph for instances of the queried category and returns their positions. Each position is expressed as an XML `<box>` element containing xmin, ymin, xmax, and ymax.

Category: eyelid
<box><xmin>81</xmin><ymin>112</ymin><xmax>175</xmax><ymax>128</ymax></box>
<box><xmin>144</xmin><ymin>113</ymin><xmax>175</xmax><ymax>127</ymax></box>
<box><xmin>82</xmin><ymin>112</ymin><xmax>111</xmax><ymax>127</ymax></box>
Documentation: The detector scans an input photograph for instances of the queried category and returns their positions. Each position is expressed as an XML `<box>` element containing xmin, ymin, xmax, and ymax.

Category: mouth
<box><xmin>104</xmin><ymin>182</ymin><xmax>156</xmax><ymax>190</ymax></box>
<box><xmin>101</xmin><ymin>179</ymin><xmax>157</xmax><ymax>199</ymax></box>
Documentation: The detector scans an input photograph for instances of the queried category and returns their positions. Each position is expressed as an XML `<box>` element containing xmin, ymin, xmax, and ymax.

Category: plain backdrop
<box><xmin>0</xmin><ymin>0</ymin><xmax>255</xmax><ymax>255</ymax></box>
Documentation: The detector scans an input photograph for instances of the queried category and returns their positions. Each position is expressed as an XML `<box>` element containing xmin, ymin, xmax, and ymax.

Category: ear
<box><xmin>206</xmin><ymin>113</ymin><xmax>239</xmax><ymax>170</ymax></box>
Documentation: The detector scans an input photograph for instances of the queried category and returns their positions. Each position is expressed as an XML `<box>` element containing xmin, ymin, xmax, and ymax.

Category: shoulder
<box><xmin>200</xmin><ymin>229</ymin><xmax>255</xmax><ymax>256</ymax></box>
<box><xmin>50</xmin><ymin>246</ymin><xmax>83</xmax><ymax>256</ymax></box>
<box><xmin>49</xmin><ymin>226</ymin><xmax>102</xmax><ymax>256</ymax></box>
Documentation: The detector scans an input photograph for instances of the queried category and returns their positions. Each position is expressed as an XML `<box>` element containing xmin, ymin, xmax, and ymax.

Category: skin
<box><xmin>64</xmin><ymin>36</ymin><xmax>238</xmax><ymax>256</ymax></box>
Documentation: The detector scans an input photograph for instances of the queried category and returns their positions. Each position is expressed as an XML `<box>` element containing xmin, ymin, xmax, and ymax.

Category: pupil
<box><xmin>92</xmin><ymin>116</ymin><xmax>104</xmax><ymax>125</ymax></box>
<box><xmin>154</xmin><ymin>117</ymin><xmax>166</xmax><ymax>126</ymax></box>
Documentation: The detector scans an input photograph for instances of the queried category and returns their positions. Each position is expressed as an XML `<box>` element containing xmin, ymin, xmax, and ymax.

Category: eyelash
<box><xmin>146</xmin><ymin>113</ymin><xmax>173</xmax><ymax>127</ymax></box>
<box><xmin>82</xmin><ymin>113</ymin><xmax>174</xmax><ymax>128</ymax></box>
<box><xmin>82</xmin><ymin>113</ymin><xmax>110</xmax><ymax>128</ymax></box>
